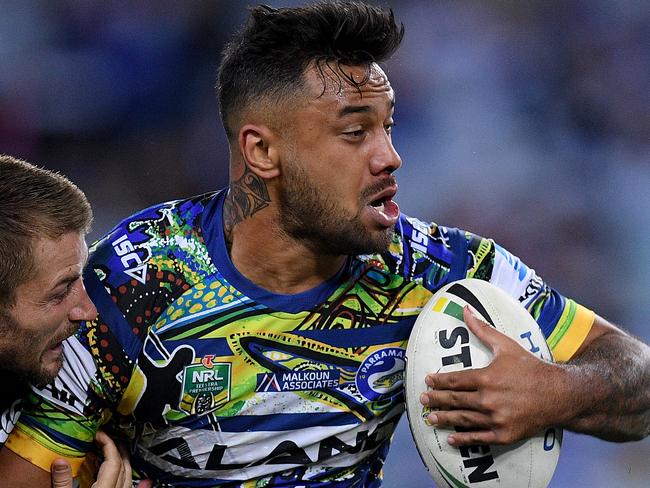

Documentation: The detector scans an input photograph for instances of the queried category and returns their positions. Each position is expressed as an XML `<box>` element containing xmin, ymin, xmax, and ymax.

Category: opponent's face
<box><xmin>277</xmin><ymin>62</ymin><xmax>402</xmax><ymax>255</ymax></box>
<box><xmin>0</xmin><ymin>232</ymin><xmax>97</xmax><ymax>385</ymax></box>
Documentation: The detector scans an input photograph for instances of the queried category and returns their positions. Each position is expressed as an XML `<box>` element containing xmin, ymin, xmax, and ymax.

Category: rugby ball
<box><xmin>405</xmin><ymin>278</ymin><xmax>562</xmax><ymax>488</ymax></box>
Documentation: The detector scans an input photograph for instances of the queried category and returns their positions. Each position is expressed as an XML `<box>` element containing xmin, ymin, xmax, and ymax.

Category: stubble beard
<box><xmin>278</xmin><ymin>163</ymin><xmax>395</xmax><ymax>256</ymax></box>
<box><xmin>20</xmin><ymin>355</ymin><xmax>63</xmax><ymax>387</ymax></box>
<box><xmin>0</xmin><ymin>309</ymin><xmax>77</xmax><ymax>386</ymax></box>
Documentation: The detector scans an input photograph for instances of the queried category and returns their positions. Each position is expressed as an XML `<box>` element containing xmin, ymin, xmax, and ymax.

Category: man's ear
<box><xmin>238</xmin><ymin>124</ymin><xmax>281</xmax><ymax>179</ymax></box>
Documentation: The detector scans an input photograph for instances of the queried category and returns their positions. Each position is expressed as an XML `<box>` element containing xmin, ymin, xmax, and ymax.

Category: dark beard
<box><xmin>0</xmin><ymin>308</ymin><xmax>77</xmax><ymax>387</ymax></box>
<box><xmin>278</xmin><ymin>164</ymin><xmax>395</xmax><ymax>256</ymax></box>
<box><xmin>0</xmin><ymin>352</ymin><xmax>62</xmax><ymax>387</ymax></box>
<box><xmin>29</xmin><ymin>355</ymin><xmax>65</xmax><ymax>387</ymax></box>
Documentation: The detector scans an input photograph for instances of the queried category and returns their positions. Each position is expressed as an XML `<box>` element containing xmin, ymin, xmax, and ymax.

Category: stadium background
<box><xmin>0</xmin><ymin>1</ymin><xmax>648</xmax><ymax>486</ymax></box>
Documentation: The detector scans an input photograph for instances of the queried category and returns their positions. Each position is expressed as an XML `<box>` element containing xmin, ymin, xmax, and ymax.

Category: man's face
<box><xmin>0</xmin><ymin>232</ymin><xmax>97</xmax><ymax>385</ymax></box>
<box><xmin>277</xmin><ymin>62</ymin><xmax>402</xmax><ymax>256</ymax></box>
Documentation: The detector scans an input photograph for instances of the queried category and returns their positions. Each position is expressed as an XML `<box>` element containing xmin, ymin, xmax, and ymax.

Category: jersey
<box><xmin>5</xmin><ymin>190</ymin><xmax>595</xmax><ymax>487</ymax></box>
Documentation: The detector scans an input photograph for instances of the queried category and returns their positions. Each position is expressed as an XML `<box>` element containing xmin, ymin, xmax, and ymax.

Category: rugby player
<box><xmin>1</xmin><ymin>3</ymin><xmax>648</xmax><ymax>487</ymax></box>
<box><xmin>0</xmin><ymin>155</ymin><xmax>151</xmax><ymax>487</ymax></box>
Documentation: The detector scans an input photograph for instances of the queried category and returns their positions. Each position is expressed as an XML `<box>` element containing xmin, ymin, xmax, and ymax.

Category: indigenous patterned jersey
<box><xmin>6</xmin><ymin>190</ymin><xmax>595</xmax><ymax>487</ymax></box>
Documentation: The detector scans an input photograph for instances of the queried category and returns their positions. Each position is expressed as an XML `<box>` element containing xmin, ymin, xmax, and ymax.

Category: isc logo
<box><xmin>112</xmin><ymin>234</ymin><xmax>148</xmax><ymax>284</ymax></box>
<box><xmin>410</xmin><ymin>221</ymin><xmax>429</xmax><ymax>254</ymax></box>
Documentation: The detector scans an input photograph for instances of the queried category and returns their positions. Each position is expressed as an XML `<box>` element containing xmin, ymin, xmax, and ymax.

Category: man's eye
<box><xmin>385</xmin><ymin>122</ymin><xmax>396</xmax><ymax>134</ymax></box>
<box><xmin>52</xmin><ymin>281</ymin><xmax>75</xmax><ymax>303</ymax></box>
<box><xmin>344</xmin><ymin>130</ymin><xmax>365</xmax><ymax>138</ymax></box>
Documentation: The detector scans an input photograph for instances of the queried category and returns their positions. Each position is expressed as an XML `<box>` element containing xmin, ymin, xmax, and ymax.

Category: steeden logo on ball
<box><xmin>405</xmin><ymin>278</ymin><xmax>562</xmax><ymax>488</ymax></box>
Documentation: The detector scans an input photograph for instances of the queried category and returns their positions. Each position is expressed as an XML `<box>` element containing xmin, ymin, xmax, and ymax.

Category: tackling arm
<box><xmin>0</xmin><ymin>431</ymin><xmax>151</xmax><ymax>488</ymax></box>
<box><xmin>0</xmin><ymin>448</ymin><xmax>51</xmax><ymax>488</ymax></box>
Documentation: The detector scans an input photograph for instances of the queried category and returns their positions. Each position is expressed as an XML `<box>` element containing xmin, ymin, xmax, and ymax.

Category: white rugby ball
<box><xmin>405</xmin><ymin>278</ymin><xmax>562</xmax><ymax>488</ymax></box>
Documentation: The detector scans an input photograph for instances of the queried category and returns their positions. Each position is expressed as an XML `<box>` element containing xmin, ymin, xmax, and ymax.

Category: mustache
<box><xmin>360</xmin><ymin>175</ymin><xmax>397</xmax><ymax>201</ymax></box>
<box><xmin>46</xmin><ymin>322</ymin><xmax>80</xmax><ymax>349</ymax></box>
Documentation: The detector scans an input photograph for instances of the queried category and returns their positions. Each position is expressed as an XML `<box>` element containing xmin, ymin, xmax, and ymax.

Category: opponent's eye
<box><xmin>51</xmin><ymin>280</ymin><xmax>76</xmax><ymax>304</ymax></box>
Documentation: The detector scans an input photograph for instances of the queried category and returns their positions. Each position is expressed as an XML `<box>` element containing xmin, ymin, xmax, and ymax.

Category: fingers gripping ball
<box><xmin>405</xmin><ymin>278</ymin><xmax>562</xmax><ymax>488</ymax></box>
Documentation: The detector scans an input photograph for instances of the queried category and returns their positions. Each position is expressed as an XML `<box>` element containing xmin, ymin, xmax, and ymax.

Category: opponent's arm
<box><xmin>0</xmin><ymin>445</ymin><xmax>50</xmax><ymax>487</ymax></box>
<box><xmin>88</xmin><ymin>431</ymin><xmax>152</xmax><ymax>488</ymax></box>
<box><xmin>1</xmin><ymin>431</ymin><xmax>152</xmax><ymax>488</ymax></box>
<box><xmin>420</xmin><ymin>307</ymin><xmax>650</xmax><ymax>446</ymax></box>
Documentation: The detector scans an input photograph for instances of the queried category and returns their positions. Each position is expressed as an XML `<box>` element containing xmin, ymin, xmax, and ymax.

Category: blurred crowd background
<box><xmin>1</xmin><ymin>0</ymin><xmax>648</xmax><ymax>486</ymax></box>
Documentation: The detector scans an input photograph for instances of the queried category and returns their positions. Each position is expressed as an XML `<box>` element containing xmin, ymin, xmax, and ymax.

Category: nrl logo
<box><xmin>179</xmin><ymin>357</ymin><xmax>231</xmax><ymax>416</ymax></box>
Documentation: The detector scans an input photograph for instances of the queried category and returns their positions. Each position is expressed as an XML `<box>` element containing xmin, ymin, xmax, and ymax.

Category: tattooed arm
<box><xmin>561</xmin><ymin>318</ymin><xmax>650</xmax><ymax>441</ymax></box>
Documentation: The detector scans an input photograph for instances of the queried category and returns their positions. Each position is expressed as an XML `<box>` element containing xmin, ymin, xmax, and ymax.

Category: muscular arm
<box><xmin>561</xmin><ymin>316</ymin><xmax>650</xmax><ymax>441</ymax></box>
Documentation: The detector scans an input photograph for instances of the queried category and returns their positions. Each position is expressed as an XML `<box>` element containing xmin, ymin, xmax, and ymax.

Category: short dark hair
<box><xmin>0</xmin><ymin>155</ymin><xmax>93</xmax><ymax>306</ymax></box>
<box><xmin>217</xmin><ymin>1</ymin><xmax>404</xmax><ymax>141</ymax></box>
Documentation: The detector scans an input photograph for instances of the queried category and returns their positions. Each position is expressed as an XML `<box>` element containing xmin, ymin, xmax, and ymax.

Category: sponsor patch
<box><xmin>256</xmin><ymin>369</ymin><xmax>341</xmax><ymax>392</ymax></box>
<box><xmin>179</xmin><ymin>360</ymin><xmax>231</xmax><ymax>415</ymax></box>
<box><xmin>356</xmin><ymin>347</ymin><xmax>405</xmax><ymax>401</ymax></box>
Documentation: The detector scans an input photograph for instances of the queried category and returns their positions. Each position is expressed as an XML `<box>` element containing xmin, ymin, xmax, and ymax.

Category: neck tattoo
<box><xmin>223</xmin><ymin>165</ymin><xmax>271</xmax><ymax>245</ymax></box>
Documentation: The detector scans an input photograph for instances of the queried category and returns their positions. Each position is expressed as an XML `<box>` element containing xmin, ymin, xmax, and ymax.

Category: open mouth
<box><xmin>370</xmin><ymin>196</ymin><xmax>390</xmax><ymax>212</ymax></box>
<box><xmin>366</xmin><ymin>190</ymin><xmax>400</xmax><ymax>226</ymax></box>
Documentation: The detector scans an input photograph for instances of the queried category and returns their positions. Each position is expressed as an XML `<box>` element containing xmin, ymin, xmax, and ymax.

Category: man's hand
<box><xmin>50</xmin><ymin>431</ymin><xmax>153</xmax><ymax>488</ymax></box>
<box><xmin>419</xmin><ymin>306</ymin><xmax>563</xmax><ymax>447</ymax></box>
